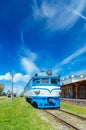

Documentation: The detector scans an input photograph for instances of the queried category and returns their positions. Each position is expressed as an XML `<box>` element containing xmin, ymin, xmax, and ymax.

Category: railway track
<box><xmin>44</xmin><ymin>109</ymin><xmax>86</xmax><ymax>130</ymax></box>
<box><xmin>59</xmin><ymin>109</ymin><xmax>86</xmax><ymax>121</ymax></box>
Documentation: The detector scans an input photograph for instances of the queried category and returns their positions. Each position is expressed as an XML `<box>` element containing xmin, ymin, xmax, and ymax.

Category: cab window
<box><xmin>41</xmin><ymin>78</ymin><xmax>49</xmax><ymax>84</ymax></box>
<box><xmin>51</xmin><ymin>78</ymin><xmax>57</xmax><ymax>84</ymax></box>
<box><xmin>33</xmin><ymin>78</ymin><xmax>40</xmax><ymax>84</ymax></box>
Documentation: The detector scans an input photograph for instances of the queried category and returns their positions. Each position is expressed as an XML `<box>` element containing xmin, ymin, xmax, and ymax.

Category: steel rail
<box><xmin>59</xmin><ymin>109</ymin><xmax>86</xmax><ymax>120</ymax></box>
<box><xmin>45</xmin><ymin>110</ymin><xmax>81</xmax><ymax>130</ymax></box>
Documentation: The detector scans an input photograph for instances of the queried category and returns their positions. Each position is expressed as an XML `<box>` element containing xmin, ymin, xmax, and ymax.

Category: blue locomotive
<box><xmin>24</xmin><ymin>70</ymin><xmax>61</xmax><ymax>108</ymax></box>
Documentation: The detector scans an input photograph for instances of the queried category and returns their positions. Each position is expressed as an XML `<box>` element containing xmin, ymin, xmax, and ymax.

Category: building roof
<box><xmin>61</xmin><ymin>79</ymin><xmax>86</xmax><ymax>87</ymax></box>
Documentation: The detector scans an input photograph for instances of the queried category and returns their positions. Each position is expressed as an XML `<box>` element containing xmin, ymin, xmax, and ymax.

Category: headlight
<box><xmin>34</xmin><ymin>90</ymin><xmax>40</xmax><ymax>95</ymax></box>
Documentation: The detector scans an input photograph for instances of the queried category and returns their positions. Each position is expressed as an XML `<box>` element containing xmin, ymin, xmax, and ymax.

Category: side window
<box><xmin>33</xmin><ymin>78</ymin><xmax>40</xmax><ymax>84</ymax></box>
<box><xmin>51</xmin><ymin>78</ymin><xmax>57</xmax><ymax>84</ymax></box>
<box><xmin>36</xmin><ymin>79</ymin><xmax>40</xmax><ymax>84</ymax></box>
<box><xmin>41</xmin><ymin>78</ymin><xmax>49</xmax><ymax>84</ymax></box>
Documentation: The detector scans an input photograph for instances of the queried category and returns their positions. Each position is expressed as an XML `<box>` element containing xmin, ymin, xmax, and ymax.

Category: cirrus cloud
<box><xmin>32</xmin><ymin>0</ymin><xmax>86</xmax><ymax>31</ymax></box>
<box><xmin>21</xmin><ymin>57</ymin><xmax>39</xmax><ymax>75</ymax></box>
<box><xmin>61</xmin><ymin>44</ymin><xmax>86</xmax><ymax>65</ymax></box>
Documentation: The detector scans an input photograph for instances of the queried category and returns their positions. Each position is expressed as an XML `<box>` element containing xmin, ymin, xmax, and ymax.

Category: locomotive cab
<box><xmin>24</xmin><ymin>70</ymin><xmax>61</xmax><ymax>108</ymax></box>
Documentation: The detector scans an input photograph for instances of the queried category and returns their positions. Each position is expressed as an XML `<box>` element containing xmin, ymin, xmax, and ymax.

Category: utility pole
<box><xmin>11</xmin><ymin>74</ymin><xmax>14</xmax><ymax>100</ymax></box>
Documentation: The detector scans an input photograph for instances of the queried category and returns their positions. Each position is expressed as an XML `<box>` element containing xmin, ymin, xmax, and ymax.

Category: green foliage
<box><xmin>2</xmin><ymin>92</ymin><xmax>6</xmax><ymax>96</ymax></box>
<box><xmin>0</xmin><ymin>84</ymin><xmax>4</xmax><ymax>95</ymax></box>
<box><xmin>0</xmin><ymin>97</ymin><xmax>53</xmax><ymax>130</ymax></box>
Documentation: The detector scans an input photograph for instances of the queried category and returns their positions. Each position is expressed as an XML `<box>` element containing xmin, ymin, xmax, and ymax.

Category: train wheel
<box><xmin>33</xmin><ymin>102</ymin><xmax>38</xmax><ymax>108</ymax></box>
<box><xmin>26</xmin><ymin>98</ymin><xmax>29</xmax><ymax>102</ymax></box>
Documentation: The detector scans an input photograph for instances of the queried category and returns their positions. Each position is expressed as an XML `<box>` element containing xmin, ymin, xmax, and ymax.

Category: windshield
<box><xmin>51</xmin><ymin>78</ymin><xmax>58</xmax><ymax>84</ymax></box>
<box><xmin>32</xmin><ymin>77</ymin><xmax>59</xmax><ymax>85</ymax></box>
<box><xmin>33</xmin><ymin>78</ymin><xmax>40</xmax><ymax>84</ymax></box>
<box><xmin>41</xmin><ymin>78</ymin><xmax>49</xmax><ymax>84</ymax></box>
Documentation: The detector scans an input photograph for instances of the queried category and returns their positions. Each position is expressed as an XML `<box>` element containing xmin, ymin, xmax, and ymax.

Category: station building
<box><xmin>60</xmin><ymin>74</ymin><xmax>86</xmax><ymax>99</ymax></box>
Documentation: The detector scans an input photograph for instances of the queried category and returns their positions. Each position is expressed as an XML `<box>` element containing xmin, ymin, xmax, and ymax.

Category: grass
<box><xmin>0</xmin><ymin>97</ymin><xmax>53</xmax><ymax>130</ymax></box>
<box><xmin>61</xmin><ymin>102</ymin><xmax>86</xmax><ymax>117</ymax></box>
<box><xmin>0</xmin><ymin>96</ymin><xmax>6</xmax><ymax>99</ymax></box>
<box><xmin>1</xmin><ymin>97</ymin><xmax>86</xmax><ymax>130</ymax></box>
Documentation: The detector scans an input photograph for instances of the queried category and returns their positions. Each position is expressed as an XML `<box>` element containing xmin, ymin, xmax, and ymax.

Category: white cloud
<box><xmin>72</xmin><ymin>9</ymin><xmax>86</xmax><ymax>20</ymax></box>
<box><xmin>26</xmin><ymin>49</ymin><xmax>37</xmax><ymax>62</ymax></box>
<box><xmin>32</xmin><ymin>0</ymin><xmax>86</xmax><ymax>31</ymax></box>
<box><xmin>72</xmin><ymin>69</ymin><xmax>86</xmax><ymax>75</ymax></box>
<box><xmin>13</xmin><ymin>73</ymin><xmax>31</xmax><ymax>82</ymax></box>
<box><xmin>32</xmin><ymin>0</ymin><xmax>43</xmax><ymax>19</ymax></box>
<box><xmin>0</xmin><ymin>72</ymin><xmax>30</xmax><ymax>83</ymax></box>
<box><xmin>61</xmin><ymin>44</ymin><xmax>86</xmax><ymax>65</ymax></box>
<box><xmin>19</xmin><ymin>43</ymin><xmax>37</xmax><ymax>62</ymax></box>
<box><xmin>13</xmin><ymin>73</ymin><xmax>23</xmax><ymax>82</ymax></box>
<box><xmin>67</xmin><ymin>7</ymin><xmax>86</xmax><ymax>21</ymax></box>
<box><xmin>19</xmin><ymin>45</ymin><xmax>40</xmax><ymax>75</ymax></box>
<box><xmin>41</xmin><ymin>1</ymin><xmax>57</xmax><ymax>18</ymax></box>
<box><xmin>52</xmin><ymin>65</ymin><xmax>61</xmax><ymax>75</ymax></box>
<box><xmin>0</xmin><ymin>72</ymin><xmax>11</xmax><ymax>81</ymax></box>
<box><xmin>21</xmin><ymin>57</ymin><xmax>39</xmax><ymax>75</ymax></box>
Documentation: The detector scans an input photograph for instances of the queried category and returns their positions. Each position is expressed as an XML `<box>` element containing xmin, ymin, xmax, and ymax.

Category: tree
<box><xmin>0</xmin><ymin>84</ymin><xmax>4</xmax><ymax>95</ymax></box>
<box><xmin>2</xmin><ymin>92</ymin><xmax>6</xmax><ymax>96</ymax></box>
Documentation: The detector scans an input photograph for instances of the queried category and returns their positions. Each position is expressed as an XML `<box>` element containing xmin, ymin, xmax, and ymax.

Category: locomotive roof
<box><xmin>33</xmin><ymin>70</ymin><xmax>60</xmax><ymax>78</ymax></box>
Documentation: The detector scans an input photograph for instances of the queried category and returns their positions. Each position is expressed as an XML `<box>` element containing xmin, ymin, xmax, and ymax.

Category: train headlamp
<box><xmin>34</xmin><ymin>90</ymin><xmax>40</xmax><ymax>95</ymax></box>
<box><xmin>47</xmin><ymin>70</ymin><xmax>52</xmax><ymax>75</ymax></box>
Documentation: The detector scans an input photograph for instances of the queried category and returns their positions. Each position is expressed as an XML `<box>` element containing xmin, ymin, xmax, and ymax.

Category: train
<box><xmin>24</xmin><ymin>70</ymin><xmax>61</xmax><ymax>108</ymax></box>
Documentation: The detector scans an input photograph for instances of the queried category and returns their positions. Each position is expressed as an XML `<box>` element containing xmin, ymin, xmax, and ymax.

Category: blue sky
<box><xmin>0</xmin><ymin>0</ymin><xmax>86</xmax><ymax>93</ymax></box>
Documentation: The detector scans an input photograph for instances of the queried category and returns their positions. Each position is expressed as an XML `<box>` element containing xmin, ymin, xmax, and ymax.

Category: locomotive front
<box><xmin>24</xmin><ymin>70</ymin><xmax>61</xmax><ymax>108</ymax></box>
